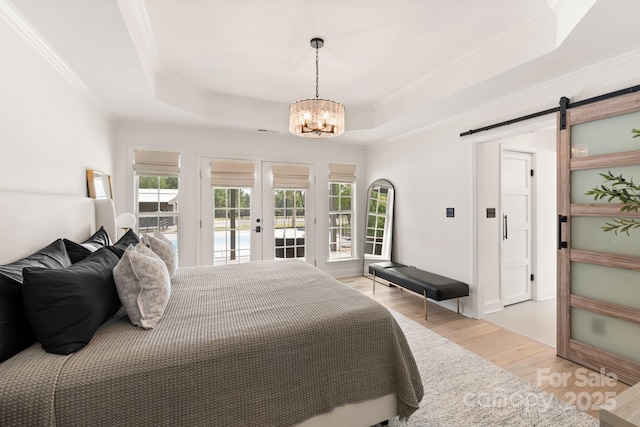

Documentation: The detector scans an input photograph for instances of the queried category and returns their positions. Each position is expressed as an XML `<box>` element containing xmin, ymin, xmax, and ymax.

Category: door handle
<box><xmin>558</xmin><ymin>215</ymin><xmax>568</xmax><ymax>249</ymax></box>
<box><xmin>255</xmin><ymin>226</ymin><xmax>261</xmax><ymax>233</ymax></box>
<box><xmin>503</xmin><ymin>214</ymin><xmax>508</xmax><ymax>240</ymax></box>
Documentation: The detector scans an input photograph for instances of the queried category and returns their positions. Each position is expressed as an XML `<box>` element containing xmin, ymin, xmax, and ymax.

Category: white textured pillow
<box><xmin>144</xmin><ymin>231</ymin><xmax>177</xmax><ymax>279</ymax></box>
<box><xmin>113</xmin><ymin>243</ymin><xmax>171</xmax><ymax>329</ymax></box>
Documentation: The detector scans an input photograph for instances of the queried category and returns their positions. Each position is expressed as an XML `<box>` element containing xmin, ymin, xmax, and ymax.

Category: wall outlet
<box><xmin>446</xmin><ymin>208</ymin><xmax>455</xmax><ymax>218</ymax></box>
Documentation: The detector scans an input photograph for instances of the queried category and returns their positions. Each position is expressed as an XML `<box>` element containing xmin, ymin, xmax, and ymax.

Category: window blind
<box><xmin>329</xmin><ymin>163</ymin><xmax>356</xmax><ymax>183</ymax></box>
<box><xmin>210</xmin><ymin>160</ymin><xmax>255</xmax><ymax>188</ymax></box>
<box><xmin>272</xmin><ymin>165</ymin><xmax>310</xmax><ymax>189</ymax></box>
<box><xmin>133</xmin><ymin>150</ymin><xmax>180</xmax><ymax>177</ymax></box>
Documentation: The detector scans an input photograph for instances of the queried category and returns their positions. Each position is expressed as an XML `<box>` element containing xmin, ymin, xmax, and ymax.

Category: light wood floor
<box><xmin>341</xmin><ymin>275</ymin><xmax>630</xmax><ymax>419</ymax></box>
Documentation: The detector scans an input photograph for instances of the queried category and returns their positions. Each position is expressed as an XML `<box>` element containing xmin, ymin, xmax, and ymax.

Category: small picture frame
<box><xmin>87</xmin><ymin>169</ymin><xmax>113</xmax><ymax>199</ymax></box>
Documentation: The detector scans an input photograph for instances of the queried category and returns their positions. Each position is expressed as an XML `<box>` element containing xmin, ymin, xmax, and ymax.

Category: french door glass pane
<box><xmin>213</xmin><ymin>188</ymin><xmax>251</xmax><ymax>265</ymax></box>
<box><xmin>571</xmin><ymin>216</ymin><xmax>640</xmax><ymax>256</ymax></box>
<box><xmin>274</xmin><ymin>189</ymin><xmax>305</xmax><ymax>259</ymax></box>
<box><xmin>570</xmin><ymin>110</ymin><xmax>640</xmax><ymax>157</ymax></box>
<box><xmin>571</xmin><ymin>164</ymin><xmax>640</xmax><ymax>204</ymax></box>
<box><xmin>571</xmin><ymin>262</ymin><xmax>640</xmax><ymax>310</ymax></box>
<box><xmin>571</xmin><ymin>308</ymin><xmax>640</xmax><ymax>363</ymax></box>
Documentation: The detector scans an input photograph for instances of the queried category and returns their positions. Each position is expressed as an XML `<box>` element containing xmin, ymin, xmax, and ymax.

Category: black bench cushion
<box><xmin>375</xmin><ymin>265</ymin><xmax>469</xmax><ymax>301</ymax></box>
<box><xmin>369</xmin><ymin>261</ymin><xmax>407</xmax><ymax>275</ymax></box>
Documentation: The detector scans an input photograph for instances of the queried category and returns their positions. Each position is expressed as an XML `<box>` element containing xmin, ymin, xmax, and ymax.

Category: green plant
<box><xmin>585</xmin><ymin>129</ymin><xmax>640</xmax><ymax>235</ymax></box>
<box><xmin>586</xmin><ymin>171</ymin><xmax>640</xmax><ymax>234</ymax></box>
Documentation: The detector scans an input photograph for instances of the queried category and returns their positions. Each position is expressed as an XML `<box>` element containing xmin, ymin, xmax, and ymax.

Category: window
<box><xmin>328</xmin><ymin>163</ymin><xmax>356</xmax><ymax>260</ymax></box>
<box><xmin>134</xmin><ymin>150</ymin><xmax>180</xmax><ymax>251</ymax></box>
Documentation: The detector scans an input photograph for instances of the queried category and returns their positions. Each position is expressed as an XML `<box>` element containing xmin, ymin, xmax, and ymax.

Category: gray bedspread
<box><xmin>0</xmin><ymin>260</ymin><xmax>423</xmax><ymax>426</ymax></box>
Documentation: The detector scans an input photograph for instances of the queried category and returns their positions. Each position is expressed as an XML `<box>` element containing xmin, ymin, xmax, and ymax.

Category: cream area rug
<box><xmin>386</xmin><ymin>311</ymin><xmax>598</xmax><ymax>427</ymax></box>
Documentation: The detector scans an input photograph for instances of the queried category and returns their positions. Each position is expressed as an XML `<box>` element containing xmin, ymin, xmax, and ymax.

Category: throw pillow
<box><xmin>63</xmin><ymin>226</ymin><xmax>111</xmax><ymax>263</ymax></box>
<box><xmin>0</xmin><ymin>239</ymin><xmax>70</xmax><ymax>283</ymax></box>
<box><xmin>144</xmin><ymin>231</ymin><xmax>177</xmax><ymax>278</ymax></box>
<box><xmin>22</xmin><ymin>247</ymin><xmax>122</xmax><ymax>355</ymax></box>
<box><xmin>0</xmin><ymin>239</ymin><xmax>71</xmax><ymax>362</ymax></box>
<box><xmin>113</xmin><ymin>243</ymin><xmax>171</xmax><ymax>329</ymax></box>
<box><xmin>111</xmin><ymin>228</ymin><xmax>140</xmax><ymax>257</ymax></box>
<box><xmin>0</xmin><ymin>275</ymin><xmax>35</xmax><ymax>363</ymax></box>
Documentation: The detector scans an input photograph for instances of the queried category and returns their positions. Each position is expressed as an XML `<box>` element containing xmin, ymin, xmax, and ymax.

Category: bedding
<box><xmin>0</xmin><ymin>259</ymin><xmax>423</xmax><ymax>426</ymax></box>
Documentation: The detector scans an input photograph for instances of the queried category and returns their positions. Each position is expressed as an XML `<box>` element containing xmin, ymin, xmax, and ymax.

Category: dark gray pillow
<box><xmin>63</xmin><ymin>226</ymin><xmax>111</xmax><ymax>263</ymax></box>
<box><xmin>0</xmin><ymin>239</ymin><xmax>70</xmax><ymax>362</ymax></box>
<box><xmin>22</xmin><ymin>247</ymin><xmax>121</xmax><ymax>355</ymax></box>
<box><xmin>111</xmin><ymin>229</ymin><xmax>140</xmax><ymax>257</ymax></box>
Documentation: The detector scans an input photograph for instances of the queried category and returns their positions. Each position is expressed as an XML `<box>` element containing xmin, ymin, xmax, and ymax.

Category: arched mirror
<box><xmin>363</xmin><ymin>179</ymin><xmax>395</xmax><ymax>275</ymax></box>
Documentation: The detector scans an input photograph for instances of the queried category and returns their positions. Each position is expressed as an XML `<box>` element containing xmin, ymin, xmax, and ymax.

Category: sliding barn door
<box><xmin>557</xmin><ymin>92</ymin><xmax>640</xmax><ymax>385</ymax></box>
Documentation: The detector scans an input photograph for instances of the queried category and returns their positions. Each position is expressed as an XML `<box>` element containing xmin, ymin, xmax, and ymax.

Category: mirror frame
<box><xmin>364</xmin><ymin>179</ymin><xmax>395</xmax><ymax>263</ymax></box>
<box><xmin>86</xmin><ymin>169</ymin><xmax>113</xmax><ymax>199</ymax></box>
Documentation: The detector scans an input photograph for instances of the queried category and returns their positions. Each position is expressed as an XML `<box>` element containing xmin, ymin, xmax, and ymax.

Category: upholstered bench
<box><xmin>369</xmin><ymin>262</ymin><xmax>469</xmax><ymax>320</ymax></box>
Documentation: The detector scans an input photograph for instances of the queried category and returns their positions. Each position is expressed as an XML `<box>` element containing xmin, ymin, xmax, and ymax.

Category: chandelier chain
<box><xmin>315</xmin><ymin>43</ymin><xmax>320</xmax><ymax>99</ymax></box>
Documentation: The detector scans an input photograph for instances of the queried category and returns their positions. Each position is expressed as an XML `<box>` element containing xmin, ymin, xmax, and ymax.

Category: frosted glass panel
<box><xmin>571</xmin><ymin>165</ymin><xmax>640</xmax><ymax>204</ymax></box>
<box><xmin>571</xmin><ymin>308</ymin><xmax>640</xmax><ymax>363</ymax></box>
<box><xmin>571</xmin><ymin>110</ymin><xmax>640</xmax><ymax>157</ymax></box>
<box><xmin>571</xmin><ymin>263</ymin><xmax>640</xmax><ymax>310</ymax></box>
<box><xmin>571</xmin><ymin>217</ymin><xmax>640</xmax><ymax>256</ymax></box>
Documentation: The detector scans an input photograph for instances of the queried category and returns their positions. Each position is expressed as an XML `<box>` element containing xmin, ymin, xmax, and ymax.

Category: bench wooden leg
<box><xmin>457</xmin><ymin>298</ymin><xmax>460</xmax><ymax>314</ymax></box>
<box><xmin>423</xmin><ymin>290</ymin><xmax>428</xmax><ymax>321</ymax></box>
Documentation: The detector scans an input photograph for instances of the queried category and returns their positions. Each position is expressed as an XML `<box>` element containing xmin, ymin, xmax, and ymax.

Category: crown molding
<box><xmin>0</xmin><ymin>0</ymin><xmax>95</xmax><ymax>99</ymax></box>
<box><xmin>116</xmin><ymin>0</ymin><xmax>159</xmax><ymax>90</ymax></box>
<box><xmin>375</xmin><ymin>49</ymin><xmax>640</xmax><ymax>146</ymax></box>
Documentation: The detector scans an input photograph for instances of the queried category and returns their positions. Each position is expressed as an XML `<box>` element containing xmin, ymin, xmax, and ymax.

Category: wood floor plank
<box><xmin>342</xmin><ymin>275</ymin><xmax>630</xmax><ymax>419</ymax></box>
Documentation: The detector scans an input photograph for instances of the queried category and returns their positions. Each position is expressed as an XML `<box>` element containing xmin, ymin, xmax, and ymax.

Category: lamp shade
<box><xmin>116</xmin><ymin>212</ymin><xmax>137</xmax><ymax>229</ymax></box>
<box><xmin>289</xmin><ymin>98</ymin><xmax>345</xmax><ymax>138</ymax></box>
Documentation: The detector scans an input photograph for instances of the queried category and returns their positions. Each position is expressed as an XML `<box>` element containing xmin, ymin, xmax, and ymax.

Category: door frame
<box><xmin>472</xmin><ymin>119</ymin><xmax>556</xmax><ymax>319</ymax></box>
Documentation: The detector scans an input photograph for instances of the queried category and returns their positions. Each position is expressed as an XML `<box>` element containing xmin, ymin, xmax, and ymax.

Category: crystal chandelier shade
<box><xmin>289</xmin><ymin>38</ymin><xmax>345</xmax><ymax>138</ymax></box>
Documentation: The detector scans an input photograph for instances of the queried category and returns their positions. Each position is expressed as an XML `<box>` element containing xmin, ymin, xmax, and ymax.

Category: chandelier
<box><xmin>289</xmin><ymin>38</ymin><xmax>345</xmax><ymax>138</ymax></box>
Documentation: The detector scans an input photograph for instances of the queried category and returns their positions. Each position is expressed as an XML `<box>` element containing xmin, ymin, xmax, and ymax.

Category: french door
<box><xmin>557</xmin><ymin>92</ymin><xmax>640</xmax><ymax>385</ymax></box>
<box><xmin>200</xmin><ymin>158</ymin><xmax>315</xmax><ymax>266</ymax></box>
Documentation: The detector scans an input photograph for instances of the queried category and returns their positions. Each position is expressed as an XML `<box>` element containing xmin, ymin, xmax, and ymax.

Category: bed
<box><xmin>0</xmin><ymin>191</ymin><xmax>423</xmax><ymax>426</ymax></box>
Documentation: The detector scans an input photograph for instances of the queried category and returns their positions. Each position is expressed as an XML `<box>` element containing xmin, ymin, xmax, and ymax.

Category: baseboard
<box><xmin>484</xmin><ymin>299</ymin><xmax>502</xmax><ymax>314</ymax></box>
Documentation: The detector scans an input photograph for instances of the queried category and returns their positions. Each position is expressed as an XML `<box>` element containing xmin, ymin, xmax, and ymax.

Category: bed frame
<box><xmin>0</xmin><ymin>190</ymin><xmax>398</xmax><ymax>427</ymax></box>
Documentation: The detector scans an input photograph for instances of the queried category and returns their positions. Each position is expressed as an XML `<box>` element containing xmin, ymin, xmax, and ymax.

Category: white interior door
<box><xmin>262</xmin><ymin>162</ymin><xmax>315</xmax><ymax>265</ymax></box>
<box><xmin>200</xmin><ymin>158</ymin><xmax>262</xmax><ymax>265</ymax></box>
<box><xmin>501</xmin><ymin>150</ymin><xmax>533</xmax><ymax>306</ymax></box>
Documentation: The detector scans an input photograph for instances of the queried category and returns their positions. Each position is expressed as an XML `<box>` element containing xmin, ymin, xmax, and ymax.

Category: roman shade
<box><xmin>272</xmin><ymin>165</ymin><xmax>310</xmax><ymax>189</ymax></box>
<box><xmin>210</xmin><ymin>161</ymin><xmax>255</xmax><ymax>188</ymax></box>
<box><xmin>329</xmin><ymin>163</ymin><xmax>356</xmax><ymax>183</ymax></box>
<box><xmin>133</xmin><ymin>150</ymin><xmax>180</xmax><ymax>177</ymax></box>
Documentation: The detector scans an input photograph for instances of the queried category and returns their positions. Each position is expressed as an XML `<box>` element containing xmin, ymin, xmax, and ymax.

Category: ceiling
<box><xmin>6</xmin><ymin>0</ymin><xmax>640</xmax><ymax>144</ymax></box>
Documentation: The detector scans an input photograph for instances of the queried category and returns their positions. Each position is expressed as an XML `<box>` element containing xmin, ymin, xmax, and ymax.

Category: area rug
<box><xmin>386</xmin><ymin>311</ymin><xmax>598</xmax><ymax>427</ymax></box>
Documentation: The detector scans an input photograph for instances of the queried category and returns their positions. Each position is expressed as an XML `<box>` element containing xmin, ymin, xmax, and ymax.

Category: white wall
<box><xmin>366</xmin><ymin>126</ymin><xmax>474</xmax><ymax>316</ymax></box>
<box><xmin>0</xmin><ymin>16</ymin><xmax>114</xmax><ymax>196</ymax></box>
<box><xmin>113</xmin><ymin>123</ymin><xmax>367</xmax><ymax>277</ymax></box>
